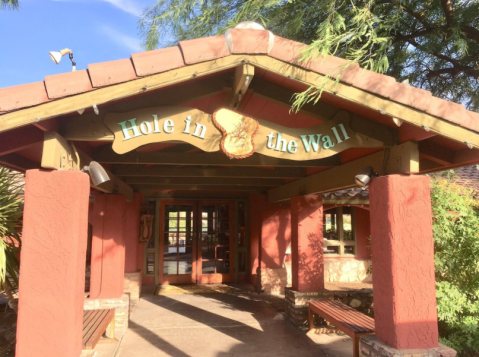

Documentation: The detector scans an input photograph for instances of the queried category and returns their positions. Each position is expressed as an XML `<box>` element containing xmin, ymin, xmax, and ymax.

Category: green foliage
<box><xmin>431</xmin><ymin>176</ymin><xmax>479</xmax><ymax>354</ymax></box>
<box><xmin>0</xmin><ymin>0</ymin><xmax>19</xmax><ymax>10</ymax></box>
<box><xmin>0</xmin><ymin>166</ymin><xmax>23</xmax><ymax>294</ymax></box>
<box><xmin>140</xmin><ymin>0</ymin><xmax>479</xmax><ymax>111</ymax></box>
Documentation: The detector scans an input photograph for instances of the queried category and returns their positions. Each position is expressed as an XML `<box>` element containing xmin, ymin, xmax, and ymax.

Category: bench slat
<box><xmin>310</xmin><ymin>300</ymin><xmax>374</xmax><ymax>333</ymax></box>
<box><xmin>82</xmin><ymin>309</ymin><xmax>115</xmax><ymax>350</ymax></box>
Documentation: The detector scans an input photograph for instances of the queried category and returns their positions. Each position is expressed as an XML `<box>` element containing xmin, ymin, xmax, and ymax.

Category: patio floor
<box><xmin>113</xmin><ymin>285</ymin><xmax>353</xmax><ymax>357</ymax></box>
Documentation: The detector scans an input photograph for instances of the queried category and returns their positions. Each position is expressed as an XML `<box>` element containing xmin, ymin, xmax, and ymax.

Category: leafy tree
<box><xmin>0</xmin><ymin>0</ymin><xmax>19</xmax><ymax>10</ymax></box>
<box><xmin>140</xmin><ymin>0</ymin><xmax>479</xmax><ymax>111</ymax></box>
<box><xmin>0</xmin><ymin>167</ymin><xmax>23</xmax><ymax>312</ymax></box>
<box><xmin>431</xmin><ymin>174</ymin><xmax>479</xmax><ymax>354</ymax></box>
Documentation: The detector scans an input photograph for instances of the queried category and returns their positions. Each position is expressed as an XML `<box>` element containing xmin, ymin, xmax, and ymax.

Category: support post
<box><xmin>16</xmin><ymin>170</ymin><xmax>90</xmax><ymax>357</ymax></box>
<box><xmin>291</xmin><ymin>195</ymin><xmax>324</xmax><ymax>292</ymax></box>
<box><xmin>369</xmin><ymin>175</ymin><xmax>439</xmax><ymax>349</ymax></box>
<box><xmin>90</xmin><ymin>194</ymin><xmax>127</xmax><ymax>299</ymax></box>
<box><xmin>124</xmin><ymin>193</ymin><xmax>141</xmax><ymax>273</ymax></box>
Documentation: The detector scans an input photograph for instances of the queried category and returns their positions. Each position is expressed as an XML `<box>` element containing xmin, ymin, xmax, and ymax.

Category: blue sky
<box><xmin>0</xmin><ymin>0</ymin><xmax>155</xmax><ymax>88</ymax></box>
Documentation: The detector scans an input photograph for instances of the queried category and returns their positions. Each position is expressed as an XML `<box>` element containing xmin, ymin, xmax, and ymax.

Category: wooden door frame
<box><xmin>197</xmin><ymin>201</ymin><xmax>235</xmax><ymax>284</ymax></box>
<box><xmin>158</xmin><ymin>200</ymin><xmax>198</xmax><ymax>285</ymax></box>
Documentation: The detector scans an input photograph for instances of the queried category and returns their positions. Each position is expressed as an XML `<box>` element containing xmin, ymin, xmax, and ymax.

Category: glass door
<box><xmin>198</xmin><ymin>202</ymin><xmax>234</xmax><ymax>284</ymax></box>
<box><xmin>159</xmin><ymin>201</ymin><xmax>197</xmax><ymax>284</ymax></box>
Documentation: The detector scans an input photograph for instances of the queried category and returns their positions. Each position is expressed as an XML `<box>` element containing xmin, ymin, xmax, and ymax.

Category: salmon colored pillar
<box><xmin>90</xmin><ymin>194</ymin><xmax>127</xmax><ymax>299</ymax></box>
<box><xmin>369</xmin><ymin>175</ymin><xmax>439</xmax><ymax>349</ymax></box>
<box><xmin>124</xmin><ymin>193</ymin><xmax>141</xmax><ymax>273</ymax></box>
<box><xmin>16</xmin><ymin>170</ymin><xmax>89</xmax><ymax>357</ymax></box>
<box><xmin>291</xmin><ymin>195</ymin><xmax>324</xmax><ymax>292</ymax></box>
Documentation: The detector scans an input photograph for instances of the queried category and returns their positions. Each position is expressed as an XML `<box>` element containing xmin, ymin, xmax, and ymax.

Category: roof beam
<box><xmin>249</xmin><ymin>77</ymin><xmax>338</xmax><ymax>121</ymax></box>
<box><xmin>62</xmin><ymin>75</ymin><xmax>229</xmax><ymax>141</ymax></box>
<box><xmin>0</xmin><ymin>153</ymin><xmax>38</xmax><ymax>171</ymax></box>
<box><xmin>141</xmin><ymin>191</ymin><xmax>249</xmax><ymax>199</ymax></box>
<box><xmin>0</xmin><ymin>125</ymin><xmax>44</xmax><ymax>156</ymax></box>
<box><xmin>124</xmin><ymin>177</ymin><xmax>284</xmax><ymax>186</ymax></box>
<box><xmin>94</xmin><ymin>147</ymin><xmax>340</xmax><ymax>167</ymax></box>
<box><xmin>112</xmin><ymin>165</ymin><xmax>306</xmax><ymax>179</ymax></box>
<box><xmin>41</xmin><ymin>131</ymin><xmax>133</xmax><ymax>201</ymax></box>
<box><xmin>268</xmin><ymin>142</ymin><xmax>419</xmax><ymax>202</ymax></box>
<box><xmin>131</xmin><ymin>184</ymin><xmax>271</xmax><ymax>192</ymax></box>
<box><xmin>225</xmin><ymin>64</ymin><xmax>254</xmax><ymax>109</ymax></box>
<box><xmin>418</xmin><ymin>140</ymin><xmax>455</xmax><ymax>166</ymax></box>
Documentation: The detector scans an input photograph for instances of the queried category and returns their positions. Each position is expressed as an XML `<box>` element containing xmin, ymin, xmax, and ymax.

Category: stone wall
<box><xmin>324</xmin><ymin>258</ymin><xmax>372</xmax><ymax>283</ymax></box>
<box><xmin>83</xmin><ymin>294</ymin><xmax>130</xmax><ymax>339</ymax></box>
<box><xmin>124</xmin><ymin>270</ymin><xmax>142</xmax><ymax>312</ymax></box>
<box><xmin>285</xmin><ymin>287</ymin><xmax>374</xmax><ymax>330</ymax></box>
<box><xmin>260</xmin><ymin>267</ymin><xmax>288</xmax><ymax>295</ymax></box>
<box><xmin>359</xmin><ymin>336</ymin><xmax>456</xmax><ymax>357</ymax></box>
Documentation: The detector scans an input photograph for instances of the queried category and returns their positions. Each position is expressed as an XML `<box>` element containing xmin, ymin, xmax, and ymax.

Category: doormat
<box><xmin>154</xmin><ymin>284</ymin><xmax>232</xmax><ymax>296</ymax></box>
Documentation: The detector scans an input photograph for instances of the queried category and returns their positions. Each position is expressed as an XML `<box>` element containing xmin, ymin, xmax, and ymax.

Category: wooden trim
<box><xmin>112</xmin><ymin>165</ymin><xmax>306</xmax><ymax>179</ymax></box>
<box><xmin>132</xmin><ymin>184</ymin><xmax>271</xmax><ymax>192</ymax></box>
<box><xmin>124</xmin><ymin>177</ymin><xmax>284</xmax><ymax>186</ymax></box>
<box><xmin>250</xmin><ymin>56</ymin><xmax>479</xmax><ymax>147</ymax></box>
<box><xmin>267</xmin><ymin>142</ymin><xmax>419</xmax><ymax>202</ymax></box>
<box><xmin>94</xmin><ymin>148</ymin><xmax>340</xmax><ymax>167</ymax></box>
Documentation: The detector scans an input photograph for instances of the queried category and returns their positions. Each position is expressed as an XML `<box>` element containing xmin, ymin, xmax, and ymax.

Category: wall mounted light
<box><xmin>82</xmin><ymin>161</ymin><xmax>110</xmax><ymax>186</ymax></box>
<box><xmin>354</xmin><ymin>166</ymin><xmax>378</xmax><ymax>187</ymax></box>
<box><xmin>49</xmin><ymin>48</ymin><xmax>76</xmax><ymax>72</ymax></box>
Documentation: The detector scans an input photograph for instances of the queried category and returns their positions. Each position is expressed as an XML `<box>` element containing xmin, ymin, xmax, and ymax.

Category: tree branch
<box><xmin>440</xmin><ymin>0</ymin><xmax>455</xmax><ymax>26</ymax></box>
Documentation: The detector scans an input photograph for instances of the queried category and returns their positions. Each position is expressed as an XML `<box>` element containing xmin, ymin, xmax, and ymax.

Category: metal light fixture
<box><xmin>82</xmin><ymin>161</ymin><xmax>110</xmax><ymax>186</ymax></box>
<box><xmin>49</xmin><ymin>48</ymin><xmax>76</xmax><ymax>71</ymax></box>
<box><xmin>354</xmin><ymin>166</ymin><xmax>378</xmax><ymax>187</ymax></box>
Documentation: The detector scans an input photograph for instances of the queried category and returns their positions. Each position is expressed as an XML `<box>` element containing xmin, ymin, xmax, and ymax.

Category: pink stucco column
<box><xmin>90</xmin><ymin>194</ymin><xmax>127</xmax><ymax>299</ymax></box>
<box><xmin>291</xmin><ymin>195</ymin><xmax>324</xmax><ymax>292</ymax></box>
<box><xmin>124</xmin><ymin>193</ymin><xmax>141</xmax><ymax>273</ymax></box>
<box><xmin>369</xmin><ymin>175</ymin><xmax>439</xmax><ymax>349</ymax></box>
<box><xmin>16</xmin><ymin>170</ymin><xmax>90</xmax><ymax>357</ymax></box>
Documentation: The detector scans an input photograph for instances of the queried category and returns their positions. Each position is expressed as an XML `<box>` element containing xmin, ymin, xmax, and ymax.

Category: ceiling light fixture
<box><xmin>354</xmin><ymin>166</ymin><xmax>378</xmax><ymax>187</ymax></box>
<box><xmin>82</xmin><ymin>161</ymin><xmax>110</xmax><ymax>186</ymax></box>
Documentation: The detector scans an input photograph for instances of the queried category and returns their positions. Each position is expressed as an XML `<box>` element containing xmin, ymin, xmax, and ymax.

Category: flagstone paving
<box><xmin>114</xmin><ymin>287</ymin><xmax>352</xmax><ymax>357</ymax></box>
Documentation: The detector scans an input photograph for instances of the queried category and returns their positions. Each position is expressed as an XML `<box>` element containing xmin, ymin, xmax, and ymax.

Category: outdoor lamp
<box><xmin>354</xmin><ymin>166</ymin><xmax>378</xmax><ymax>187</ymax></box>
<box><xmin>82</xmin><ymin>161</ymin><xmax>110</xmax><ymax>186</ymax></box>
<box><xmin>49</xmin><ymin>48</ymin><xmax>76</xmax><ymax>72</ymax></box>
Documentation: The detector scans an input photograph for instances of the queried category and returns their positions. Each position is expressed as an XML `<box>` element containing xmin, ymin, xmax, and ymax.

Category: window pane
<box><xmin>344</xmin><ymin>246</ymin><xmax>355</xmax><ymax>255</ymax></box>
<box><xmin>324</xmin><ymin>211</ymin><xmax>339</xmax><ymax>241</ymax></box>
<box><xmin>217</xmin><ymin>246</ymin><xmax>230</xmax><ymax>260</ymax></box>
<box><xmin>343</xmin><ymin>207</ymin><xmax>354</xmax><ymax>241</ymax></box>
<box><xmin>324</xmin><ymin>246</ymin><xmax>339</xmax><ymax>255</ymax></box>
<box><xmin>178</xmin><ymin>261</ymin><xmax>192</xmax><ymax>274</ymax></box>
<box><xmin>202</xmin><ymin>261</ymin><xmax>215</xmax><ymax>274</ymax></box>
<box><xmin>146</xmin><ymin>253</ymin><xmax>155</xmax><ymax>274</ymax></box>
<box><xmin>164</xmin><ymin>261</ymin><xmax>177</xmax><ymax>275</ymax></box>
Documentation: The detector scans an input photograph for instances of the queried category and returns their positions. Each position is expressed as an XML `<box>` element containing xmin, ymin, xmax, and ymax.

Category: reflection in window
<box><xmin>323</xmin><ymin>207</ymin><xmax>356</xmax><ymax>256</ymax></box>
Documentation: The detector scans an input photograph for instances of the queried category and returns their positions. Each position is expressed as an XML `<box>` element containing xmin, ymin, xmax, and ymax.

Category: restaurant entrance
<box><xmin>159</xmin><ymin>201</ymin><xmax>235</xmax><ymax>284</ymax></box>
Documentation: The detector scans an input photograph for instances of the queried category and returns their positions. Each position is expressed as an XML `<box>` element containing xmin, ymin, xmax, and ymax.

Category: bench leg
<box><xmin>106</xmin><ymin>318</ymin><xmax>116</xmax><ymax>340</ymax></box>
<box><xmin>353</xmin><ymin>335</ymin><xmax>359</xmax><ymax>357</ymax></box>
<box><xmin>308</xmin><ymin>308</ymin><xmax>314</xmax><ymax>332</ymax></box>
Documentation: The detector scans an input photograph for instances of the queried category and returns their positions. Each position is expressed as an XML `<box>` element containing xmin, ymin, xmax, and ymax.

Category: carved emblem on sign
<box><xmin>213</xmin><ymin>108</ymin><xmax>259</xmax><ymax>159</ymax></box>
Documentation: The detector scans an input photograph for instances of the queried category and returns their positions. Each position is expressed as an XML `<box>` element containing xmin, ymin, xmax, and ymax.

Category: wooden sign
<box><xmin>213</xmin><ymin>109</ymin><xmax>259</xmax><ymax>159</ymax></box>
<box><xmin>104</xmin><ymin>106</ymin><xmax>384</xmax><ymax>160</ymax></box>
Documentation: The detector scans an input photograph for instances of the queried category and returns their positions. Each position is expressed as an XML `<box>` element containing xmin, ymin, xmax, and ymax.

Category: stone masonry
<box><xmin>260</xmin><ymin>267</ymin><xmax>289</xmax><ymax>295</ymax></box>
<box><xmin>83</xmin><ymin>293</ymin><xmax>130</xmax><ymax>339</ymax></box>
<box><xmin>285</xmin><ymin>287</ymin><xmax>374</xmax><ymax>330</ymax></box>
<box><xmin>360</xmin><ymin>336</ymin><xmax>456</xmax><ymax>357</ymax></box>
<box><xmin>124</xmin><ymin>270</ymin><xmax>142</xmax><ymax>313</ymax></box>
<box><xmin>324</xmin><ymin>259</ymin><xmax>372</xmax><ymax>283</ymax></box>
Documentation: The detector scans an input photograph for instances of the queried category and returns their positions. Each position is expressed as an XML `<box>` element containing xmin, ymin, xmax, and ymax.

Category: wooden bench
<box><xmin>82</xmin><ymin>309</ymin><xmax>116</xmax><ymax>350</ymax></box>
<box><xmin>308</xmin><ymin>300</ymin><xmax>375</xmax><ymax>357</ymax></box>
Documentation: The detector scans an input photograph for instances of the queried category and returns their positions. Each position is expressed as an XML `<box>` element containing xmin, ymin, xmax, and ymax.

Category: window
<box><xmin>323</xmin><ymin>207</ymin><xmax>356</xmax><ymax>256</ymax></box>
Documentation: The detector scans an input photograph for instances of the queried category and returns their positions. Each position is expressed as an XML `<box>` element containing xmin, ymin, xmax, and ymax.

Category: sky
<box><xmin>0</xmin><ymin>0</ymin><xmax>156</xmax><ymax>88</ymax></box>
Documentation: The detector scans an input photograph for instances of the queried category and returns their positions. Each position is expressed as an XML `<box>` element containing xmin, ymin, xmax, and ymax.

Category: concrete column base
<box><xmin>359</xmin><ymin>336</ymin><xmax>457</xmax><ymax>357</ymax></box>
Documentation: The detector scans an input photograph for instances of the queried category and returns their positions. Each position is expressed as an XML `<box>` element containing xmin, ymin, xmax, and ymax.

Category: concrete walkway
<box><xmin>115</xmin><ymin>288</ymin><xmax>352</xmax><ymax>357</ymax></box>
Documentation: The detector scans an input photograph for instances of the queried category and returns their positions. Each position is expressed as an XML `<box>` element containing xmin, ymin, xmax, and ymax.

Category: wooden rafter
<box><xmin>124</xmin><ymin>177</ymin><xmax>284</xmax><ymax>186</ymax></box>
<box><xmin>94</xmin><ymin>148</ymin><xmax>340</xmax><ymax>167</ymax></box>
<box><xmin>0</xmin><ymin>125</ymin><xmax>44</xmax><ymax>156</ymax></box>
<box><xmin>130</xmin><ymin>184</ymin><xmax>271</xmax><ymax>192</ymax></box>
<box><xmin>41</xmin><ymin>131</ymin><xmax>133</xmax><ymax>201</ymax></box>
<box><xmin>112</xmin><ymin>165</ymin><xmax>306</xmax><ymax>178</ymax></box>
<box><xmin>0</xmin><ymin>153</ymin><xmax>38</xmax><ymax>171</ymax></box>
<box><xmin>225</xmin><ymin>64</ymin><xmax>254</xmax><ymax>109</ymax></box>
<box><xmin>268</xmin><ymin>142</ymin><xmax>419</xmax><ymax>202</ymax></box>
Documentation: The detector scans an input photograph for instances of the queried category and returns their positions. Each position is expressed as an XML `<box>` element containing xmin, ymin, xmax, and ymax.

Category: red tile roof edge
<box><xmin>0</xmin><ymin>28</ymin><xmax>477</xmax><ymax>135</ymax></box>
